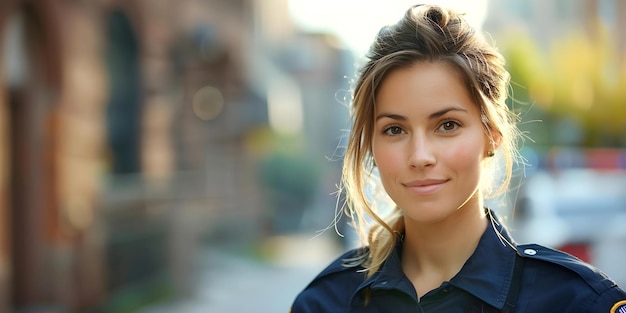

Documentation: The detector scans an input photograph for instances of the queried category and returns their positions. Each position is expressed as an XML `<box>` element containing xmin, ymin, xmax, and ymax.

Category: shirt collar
<box><xmin>450</xmin><ymin>210</ymin><xmax>519</xmax><ymax>309</ymax></box>
<box><xmin>352</xmin><ymin>210</ymin><xmax>519</xmax><ymax>309</ymax></box>
<box><xmin>352</xmin><ymin>235</ymin><xmax>418</xmax><ymax>304</ymax></box>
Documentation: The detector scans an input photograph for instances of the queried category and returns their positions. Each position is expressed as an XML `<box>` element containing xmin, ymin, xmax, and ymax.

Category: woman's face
<box><xmin>372</xmin><ymin>61</ymin><xmax>491</xmax><ymax>224</ymax></box>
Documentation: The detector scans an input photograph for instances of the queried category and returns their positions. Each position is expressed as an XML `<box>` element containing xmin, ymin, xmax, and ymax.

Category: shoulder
<box><xmin>517</xmin><ymin>243</ymin><xmax>615</xmax><ymax>293</ymax></box>
<box><xmin>517</xmin><ymin>243</ymin><xmax>626</xmax><ymax>312</ymax></box>
<box><xmin>290</xmin><ymin>248</ymin><xmax>368</xmax><ymax>313</ymax></box>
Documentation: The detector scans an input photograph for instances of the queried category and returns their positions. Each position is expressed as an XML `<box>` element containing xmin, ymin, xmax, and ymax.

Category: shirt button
<box><xmin>523</xmin><ymin>248</ymin><xmax>537</xmax><ymax>256</ymax></box>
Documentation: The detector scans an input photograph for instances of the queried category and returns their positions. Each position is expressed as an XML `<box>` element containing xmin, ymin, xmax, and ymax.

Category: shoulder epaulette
<box><xmin>516</xmin><ymin>243</ymin><xmax>616</xmax><ymax>294</ymax></box>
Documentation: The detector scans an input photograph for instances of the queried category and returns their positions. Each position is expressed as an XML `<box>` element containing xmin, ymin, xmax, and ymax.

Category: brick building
<box><xmin>0</xmin><ymin>0</ymin><xmax>258</xmax><ymax>311</ymax></box>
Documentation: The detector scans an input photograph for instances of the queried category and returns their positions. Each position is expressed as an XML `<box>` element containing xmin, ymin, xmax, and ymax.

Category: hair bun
<box><xmin>410</xmin><ymin>5</ymin><xmax>450</xmax><ymax>28</ymax></box>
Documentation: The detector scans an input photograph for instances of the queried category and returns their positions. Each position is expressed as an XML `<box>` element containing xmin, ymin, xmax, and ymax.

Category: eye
<box><xmin>383</xmin><ymin>126</ymin><xmax>405</xmax><ymax>136</ymax></box>
<box><xmin>436</xmin><ymin>120</ymin><xmax>461</xmax><ymax>133</ymax></box>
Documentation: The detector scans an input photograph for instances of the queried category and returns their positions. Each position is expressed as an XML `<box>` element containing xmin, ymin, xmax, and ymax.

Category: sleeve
<box><xmin>586</xmin><ymin>285</ymin><xmax>626</xmax><ymax>313</ymax></box>
<box><xmin>289</xmin><ymin>248</ymin><xmax>365</xmax><ymax>313</ymax></box>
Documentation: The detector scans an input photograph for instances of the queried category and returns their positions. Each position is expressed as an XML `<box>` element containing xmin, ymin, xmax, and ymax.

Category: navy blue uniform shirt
<box><xmin>291</xmin><ymin>213</ymin><xmax>626</xmax><ymax>312</ymax></box>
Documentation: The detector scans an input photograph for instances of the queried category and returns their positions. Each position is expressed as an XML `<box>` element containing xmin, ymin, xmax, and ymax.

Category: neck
<box><xmin>401</xmin><ymin>198</ymin><xmax>488</xmax><ymax>296</ymax></box>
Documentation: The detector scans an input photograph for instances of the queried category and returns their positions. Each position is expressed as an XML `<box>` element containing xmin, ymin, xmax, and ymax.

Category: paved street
<box><xmin>139</xmin><ymin>234</ymin><xmax>344</xmax><ymax>313</ymax></box>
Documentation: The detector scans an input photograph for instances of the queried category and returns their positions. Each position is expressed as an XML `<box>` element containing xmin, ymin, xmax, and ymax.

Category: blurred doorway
<box><xmin>105</xmin><ymin>10</ymin><xmax>142</xmax><ymax>174</ymax></box>
<box><xmin>103</xmin><ymin>9</ymin><xmax>170</xmax><ymax>303</ymax></box>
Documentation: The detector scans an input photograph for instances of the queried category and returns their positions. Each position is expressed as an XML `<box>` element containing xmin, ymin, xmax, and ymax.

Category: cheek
<box><xmin>443</xmin><ymin>137</ymin><xmax>485</xmax><ymax>170</ymax></box>
<box><xmin>372</xmin><ymin>142</ymin><xmax>402</xmax><ymax>172</ymax></box>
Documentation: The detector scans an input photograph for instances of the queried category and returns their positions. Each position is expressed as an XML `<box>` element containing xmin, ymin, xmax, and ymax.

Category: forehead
<box><xmin>374</xmin><ymin>61</ymin><xmax>476</xmax><ymax>114</ymax></box>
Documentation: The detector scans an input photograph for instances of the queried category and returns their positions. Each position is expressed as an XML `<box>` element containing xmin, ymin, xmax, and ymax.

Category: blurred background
<box><xmin>0</xmin><ymin>0</ymin><xmax>624</xmax><ymax>312</ymax></box>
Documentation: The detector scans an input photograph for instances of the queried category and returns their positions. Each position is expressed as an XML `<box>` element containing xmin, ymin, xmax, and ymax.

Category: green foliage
<box><xmin>499</xmin><ymin>27</ymin><xmax>626</xmax><ymax>147</ymax></box>
<box><xmin>259</xmin><ymin>151</ymin><xmax>321</xmax><ymax>202</ymax></box>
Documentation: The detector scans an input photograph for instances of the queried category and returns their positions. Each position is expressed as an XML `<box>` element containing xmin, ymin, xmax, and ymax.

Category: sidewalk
<box><xmin>139</xmin><ymin>234</ymin><xmax>344</xmax><ymax>313</ymax></box>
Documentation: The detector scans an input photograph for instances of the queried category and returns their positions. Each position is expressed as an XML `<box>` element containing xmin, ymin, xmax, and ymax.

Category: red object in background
<box><xmin>586</xmin><ymin>149</ymin><xmax>626</xmax><ymax>170</ymax></box>
<box><xmin>559</xmin><ymin>243</ymin><xmax>592</xmax><ymax>263</ymax></box>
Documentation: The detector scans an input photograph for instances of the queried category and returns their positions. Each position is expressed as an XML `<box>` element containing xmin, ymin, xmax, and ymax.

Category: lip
<box><xmin>403</xmin><ymin>179</ymin><xmax>448</xmax><ymax>195</ymax></box>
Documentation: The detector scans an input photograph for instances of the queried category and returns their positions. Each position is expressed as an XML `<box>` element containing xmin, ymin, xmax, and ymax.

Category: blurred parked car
<box><xmin>510</xmin><ymin>168</ymin><xmax>626</xmax><ymax>286</ymax></box>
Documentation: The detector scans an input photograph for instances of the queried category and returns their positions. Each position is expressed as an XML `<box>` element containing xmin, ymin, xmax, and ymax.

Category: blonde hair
<box><xmin>341</xmin><ymin>4</ymin><xmax>521</xmax><ymax>276</ymax></box>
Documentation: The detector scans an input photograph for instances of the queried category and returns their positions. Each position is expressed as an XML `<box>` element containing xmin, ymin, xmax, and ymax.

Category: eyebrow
<box><xmin>375</xmin><ymin>106</ymin><xmax>468</xmax><ymax>122</ymax></box>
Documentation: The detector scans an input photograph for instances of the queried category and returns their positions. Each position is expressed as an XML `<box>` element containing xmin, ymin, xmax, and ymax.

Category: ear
<box><xmin>484</xmin><ymin>130</ymin><xmax>502</xmax><ymax>157</ymax></box>
<box><xmin>490</xmin><ymin>131</ymin><xmax>502</xmax><ymax>150</ymax></box>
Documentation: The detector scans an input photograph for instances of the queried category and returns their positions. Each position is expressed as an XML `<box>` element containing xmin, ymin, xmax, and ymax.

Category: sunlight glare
<box><xmin>288</xmin><ymin>0</ymin><xmax>488</xmax><ymax>55</ymax></box>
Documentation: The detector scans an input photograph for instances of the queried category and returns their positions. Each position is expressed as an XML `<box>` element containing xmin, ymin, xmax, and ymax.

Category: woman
<box><xmin>291</xmin><ymin>4</ymin><xmax>626</xmax><ymax>313</ymax></box>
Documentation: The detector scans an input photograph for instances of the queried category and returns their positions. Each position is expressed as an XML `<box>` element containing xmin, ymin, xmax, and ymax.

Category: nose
<box><xmin>408</xmin><ymin>133</ymin><xmax>436</xmax><ymax>169</ymax></box>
